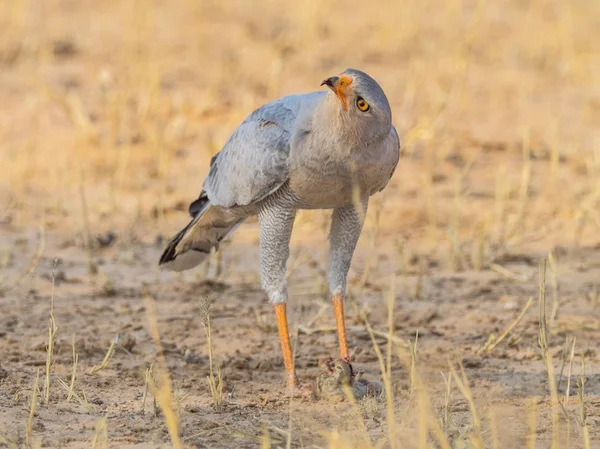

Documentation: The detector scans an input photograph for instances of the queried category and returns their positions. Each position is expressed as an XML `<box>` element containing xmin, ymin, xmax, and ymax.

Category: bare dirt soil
<box><xmin>1</xmin><ymin>0</ymin><xmax>600</xmax><ymax>448</ymax></box>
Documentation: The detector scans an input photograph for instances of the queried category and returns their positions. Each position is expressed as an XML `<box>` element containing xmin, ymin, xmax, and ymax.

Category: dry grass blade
<box><xmin>364</xmin><ymin>317</ymin><xmax>396</xmax><ymax>448</ymax></box>
<box><xmin>538</xmin><ymin>259</ymin><xmax>560</xmax><ymax>449</ymax></box>
<box><xmin>564</xmin><ymin>337</ymin><xmax>576</xmax><ymax>406</ymax></box>
<box><xmin>407</xmin><ymin>330</ymin><xmax>418</xmax><ymax>392</ymax></box>
<box><xmin>200</xmin><ymin>295</ymin><xmax>224</xmax><ymax>412</ymax></box>
<box><xmin>578</xmin><ymin>357</ymin><xmax>591</xmax><ymax>449</ymax></box>
<box><xmin>449</xmin><ymin>364</ymin><xmax>484</xmax><ymax>449</ymax></box>
<box><xmin>471</xmin><ymin>221</ymin><xmax>489</xmax><ymax>271</ymax></box>
<box><xmin>144</xmin><ymin>294</ymin><xmax>183</xmax><ymax>449</ymax></box>
<box><xmin>260</xmin><ymin>425</ymin><xmax>272</xmax><ymax>449</ymax></box>
<box><xmin>489</xmin><ymin>408</ymin><xmax>499</xmax><ymax>449</ymax></box>
<box><xmin>173</xmin><ymin>389</ymin><xmax>190</xmax><ymax>424</ymax></box>
<box><xmin>67</xmin><ymin>334</ymin><xmax>78</xmax><ymax>402</ymax></box>
<box><xmin>505</xmin><ymin>134</ymin><xmax>532</xmax><ymax>240</ymax></box>
<box><xmin>557</xmin><ymin>334</ymin><xmax>575</xmax><ymax>396</ymax></box>
<box><xmin>489</xmin><ymin>263</ymin><xmax>531</xmax><ymax>282</ymax></box>
<box><xmin>441</xmin><ymin>371</ymin><xmax>452</xmax><ymax>431</ymax></box>
<box><xmin>44</xmin><ymin>263</ymin><xmax>58</xmax><ymax>405</ymax></box>
<box><xmin>548</xmin><ymin>252</ymin><xmax>560</xmax><ymax>327</ymax></box>
<box><xmin>538</xmin><ymin>261</ymin><xmax>548</xmax><ymax>354</ymax></box>
<box><xmin>25</xmin><ymin>369</ymin><xmax>40</xmax><ymax>449</ymax></box>
<box><xmin>56</xmin><ymin>378</ymin><xmax>93</xmax><ymax>413</ymax></box>
<box><xmin>139</xmin><ymin>361</ymin><xmax>154</xmax><ymax>413</ymax></box>
<box><xmin>526</xmin><ymin>398</ymin><xmax>536</xmax><ymax>449</ymax></box>
<box><xmin>91</xmin><ymin>416</ymin><xmax>108</xmax><ymax>449</ymax></box>
<box><xmin>562</xmin><ymin>337</ymin><xmax>576</xmax><ymax>449</ymax></box>
<box><xmin>386</xmin><ymin>278</ymin><xmax>395</xmax><ymax>390</ymax></box>
<box><xmin>479</xmin><ymin>296</ymin><xmax>533</xmax><ymax>354</ymax></box>
<box><xmin>407</xmin><ymin>333</ymin><xmax>428</xmax><ymax>449</ymax></box>
<box><xmin>89</xmin><ymin>339</ymin><xmax>116</xmax><ymax>374</ymax></box>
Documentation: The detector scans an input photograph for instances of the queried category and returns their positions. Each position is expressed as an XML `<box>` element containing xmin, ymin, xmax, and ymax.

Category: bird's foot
<box><xmin>285</xmin><ymin>372</ymin><xmax>298</xmax><ymax>388</ymax></box>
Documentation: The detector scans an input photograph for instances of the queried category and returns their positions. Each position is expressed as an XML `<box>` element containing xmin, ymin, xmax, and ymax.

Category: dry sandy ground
<box><xmin>1</xmin><ymin>214</ymin><xmax>600</xmax><ymax>448</ymax></box>
<box><xmin>1</xmin><ymin>0</ymin><xmax>600</xmax><ymax>448</ymax></box>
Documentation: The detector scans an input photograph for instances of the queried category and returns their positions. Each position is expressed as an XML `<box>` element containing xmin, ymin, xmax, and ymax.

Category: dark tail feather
<box><xmin>159</xmin><ymin>199</ymin><xmax>244</xmax><ymax>272</ymax></box>
<box><xmin>158</xmin><ymin>221</ymin><xmax>197</xmax><ymax>267</ymax></box>
<box><xmin>188</xmin><ymin>190</ymin><xmax>209</xmax><ymax>217</ymax></box>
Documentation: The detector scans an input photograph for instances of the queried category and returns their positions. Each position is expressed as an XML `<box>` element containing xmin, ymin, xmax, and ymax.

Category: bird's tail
<box><xmin>159</xmin><ymin>199</ymin><xmax>245</xmax><ymax>272</ymax></box>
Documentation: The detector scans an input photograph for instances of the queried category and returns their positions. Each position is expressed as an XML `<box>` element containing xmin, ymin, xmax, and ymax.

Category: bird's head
<box><xmin>320</xmin><ymin>68</ymin><xmax>392</xmax><ymax>144</ymax></box>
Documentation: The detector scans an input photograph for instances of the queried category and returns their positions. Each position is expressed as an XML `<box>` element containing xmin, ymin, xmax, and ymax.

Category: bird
<box><xmin>159</xmin><ymin>68</ymin><xmax>400</xmax><ymax>389</ymax></box>
<box><xmin>314</xmin><ymin>357</ymin><xmax>384</xmax><ymax>401</ymax></box>
<box><xmin>314</xmin><ymin>357</ymin><xmax>353</xmax><ymax>399</ymax></box>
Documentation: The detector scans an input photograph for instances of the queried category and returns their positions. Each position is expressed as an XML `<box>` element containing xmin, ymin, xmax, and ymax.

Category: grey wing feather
<box><xmin>204</xmin><ymin>119</ymin><xmax>289</xmax><ymax>207</ymax></box>
<box><xmin>203</xmin><ymin>92</ymin><xmax>324</xmax><ymax>208</ymax></box>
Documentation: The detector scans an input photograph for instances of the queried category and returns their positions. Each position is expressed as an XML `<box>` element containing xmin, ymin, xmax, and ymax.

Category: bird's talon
<box><xmin>285</xmin><ymin>372</ymin><xmax>298</xmax><ymax>387</ymax></box>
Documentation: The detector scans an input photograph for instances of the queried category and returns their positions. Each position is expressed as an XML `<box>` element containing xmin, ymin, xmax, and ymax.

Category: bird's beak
<box><xmin>320</xmin><ymin>76</ymin><xmax>339</xmax><ymax>89</ymax></box>
<box><xmin>321</xmin><ymin>75</ymin><xmax>353</xmax><ymax>110</ymax></box>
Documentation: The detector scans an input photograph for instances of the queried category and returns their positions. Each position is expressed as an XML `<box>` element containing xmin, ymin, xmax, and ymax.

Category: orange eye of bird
<box><xmin>356</xmin><ymin>97</ymin><xmax>370</xmax><ymax>112</ymax></box>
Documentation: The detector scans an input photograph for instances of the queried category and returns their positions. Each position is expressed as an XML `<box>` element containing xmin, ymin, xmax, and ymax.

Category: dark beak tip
<box><xmin>321</xmin><ymin>76</ymin><xmax>338</xmax><ymax>88</ymax></box>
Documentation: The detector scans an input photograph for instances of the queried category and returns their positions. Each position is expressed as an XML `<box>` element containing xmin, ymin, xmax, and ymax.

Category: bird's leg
<box><xmin>258</xmin><ymin>201</ymin><xmax>297</xmax><ymax>387</ymax></box>
<box><xmin>332</xmin><ymin>294</ymin><xmax>349</xmax><ymax>361</ymax></box>
<box><xmin>274</xmin><ymin>303</ymin><xmax>297</xmax><ymax>387</ymax></box>
<box><xmin>328</xmin><ymin>199</ymin><xmax>368</xmax><ymax>363</ymax></box>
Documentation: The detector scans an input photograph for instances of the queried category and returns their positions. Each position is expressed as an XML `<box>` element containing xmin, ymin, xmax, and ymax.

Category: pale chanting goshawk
<box><xmin>160</xmin><ymin>69</ymin><xmax>400</xmax><ymax>388</ymax></box>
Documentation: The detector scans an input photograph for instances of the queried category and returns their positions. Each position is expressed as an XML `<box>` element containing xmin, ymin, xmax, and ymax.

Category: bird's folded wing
<box><xmin>202</xmin><ymin>93</ymin><xmax>323</xmax><ymax>208</ymax></box>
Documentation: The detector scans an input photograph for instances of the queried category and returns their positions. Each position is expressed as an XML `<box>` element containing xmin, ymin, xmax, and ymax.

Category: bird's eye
<box><xmin>356</xmin><ymin>97</ymin><xmax>370</xmax><ymax>112</ymax></box>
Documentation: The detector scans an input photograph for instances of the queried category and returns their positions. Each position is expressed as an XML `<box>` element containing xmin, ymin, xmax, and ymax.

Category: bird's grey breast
<box><xmin>288</xmin><ymin>127</ymin><xmax>400</xmax><ymax>209</ymax></box>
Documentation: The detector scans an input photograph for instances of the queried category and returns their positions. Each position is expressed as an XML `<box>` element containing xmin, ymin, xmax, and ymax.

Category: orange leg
<box><xmin>332</xmin><ymin>294</ymin><xmax>350</xmax><ymax>361</ymax></box>
<box><xmin>274</xmin><ymin>303</ymin><xmax>297</xmax><ymax>387</ymax></box>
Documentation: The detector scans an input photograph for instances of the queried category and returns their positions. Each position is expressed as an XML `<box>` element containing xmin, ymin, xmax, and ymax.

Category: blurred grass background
<box><xmin>1</xmin><ymin>0</ymin><xmax>599</xmax><ymax>255</ymax></box>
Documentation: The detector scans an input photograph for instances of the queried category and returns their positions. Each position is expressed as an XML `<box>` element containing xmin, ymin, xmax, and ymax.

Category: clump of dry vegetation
<box><xmin>144</xmin><ymin>294</ymin><xmax>185</xmax><ymax>449</ymax></box>
<box><xmin>200</xmin><ymin>295</ymin><xmax>224</xmax><ymax>412</ymax></box>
